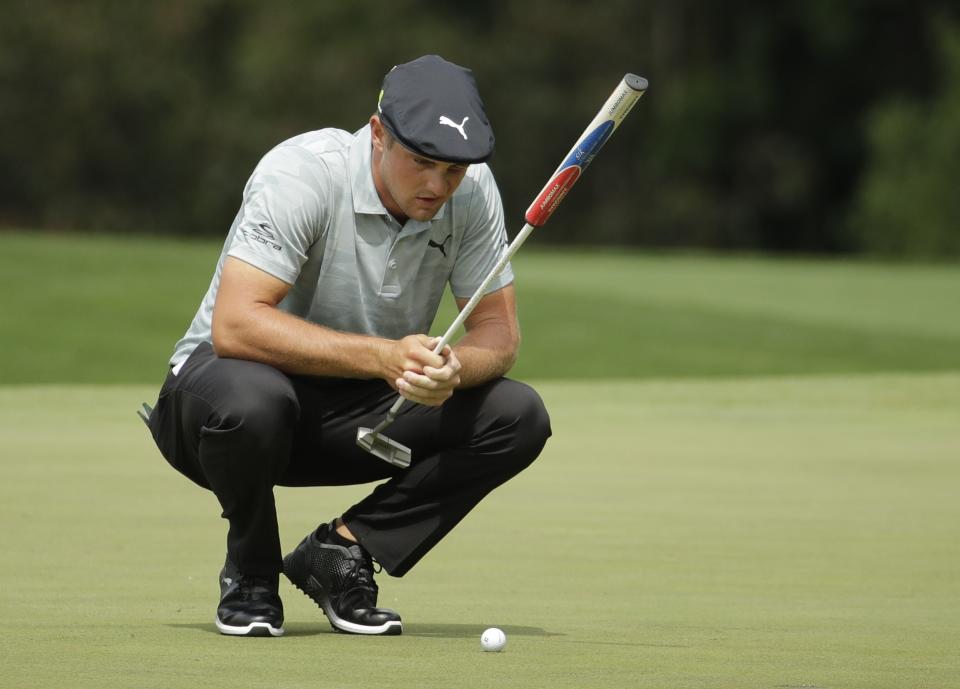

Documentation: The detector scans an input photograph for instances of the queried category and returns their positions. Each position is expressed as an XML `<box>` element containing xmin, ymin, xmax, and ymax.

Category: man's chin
<box><xmin>405</xmin><ymin>205</ymin><xmax>441</xmax><ymax>221</ymax></box>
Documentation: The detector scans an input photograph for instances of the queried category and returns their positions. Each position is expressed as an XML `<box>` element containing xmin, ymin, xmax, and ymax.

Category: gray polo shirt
<box><xmin>170</xmin><ymin>124</ymin><xmax>513</xmax><ymax>369</ymax></box>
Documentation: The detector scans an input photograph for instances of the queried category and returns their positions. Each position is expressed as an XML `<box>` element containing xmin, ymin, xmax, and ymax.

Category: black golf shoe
<box><xmin>283</xmin><ymin>522</ymin><xmax>402</xmax><ymax>635</ymax></box>
<box><xmin>215</xmin><ymin>557</ymin><xmax>285</xmax><ymax>637</ymax></box>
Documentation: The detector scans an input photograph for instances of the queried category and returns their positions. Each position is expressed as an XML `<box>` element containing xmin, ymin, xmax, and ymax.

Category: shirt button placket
<box><xmin>380</xmin><ymin>254</ymin><xmax>401</xmax><ymax>297</ymax></box>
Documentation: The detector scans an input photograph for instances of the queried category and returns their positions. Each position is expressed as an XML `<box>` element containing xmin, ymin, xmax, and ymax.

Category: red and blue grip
<box><xmin>524</xmin><ymin>74</ymin><xmax>648</xmax><ymax>227</ymax></box>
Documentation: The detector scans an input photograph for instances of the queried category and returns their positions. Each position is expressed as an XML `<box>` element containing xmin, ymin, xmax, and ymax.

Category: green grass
<box><xmin>1</xmin><ymin>375</ymin><xmax>958</xmax><ymax>688</ymax></box>
<box><xmin>2</xmin><ymin>230</ymin><xmax>959</xmax><ymax>687</ymax></box>
<box><xmin>1</xmin><ymin>230</ymin><xmax>959</xmax><ymax>383</ymax></box>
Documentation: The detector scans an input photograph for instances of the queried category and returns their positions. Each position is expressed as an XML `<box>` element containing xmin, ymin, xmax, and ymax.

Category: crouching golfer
<box><xmin>144</xmin><ymin>55</ymin><xmax>551</xmax><ymax>637</ymax></box>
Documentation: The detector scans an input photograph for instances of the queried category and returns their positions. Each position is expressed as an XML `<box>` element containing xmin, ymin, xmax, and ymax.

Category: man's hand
<box><xmin>382</xmin><ymin>335</ymin><xmax>462</xmax><ymax>406</ymax></box>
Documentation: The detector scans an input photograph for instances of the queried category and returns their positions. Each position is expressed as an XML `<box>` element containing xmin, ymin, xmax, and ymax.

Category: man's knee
<box><xmin>510</xmin><ymin>381</ymin><xmax>551</xmax><ymax>455</ymax></box>
<box><xmin>477</xmin><ymin>379</ymin><xmax>551</xmax><ymax>464</ymax></box>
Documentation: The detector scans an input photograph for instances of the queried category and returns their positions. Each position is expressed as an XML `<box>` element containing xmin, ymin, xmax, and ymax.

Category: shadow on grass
<box><xmin>165</xmin><ymin>622</ymin><xmax>681</xmax><ymax>646</ymax></box>
<box><xmin>166</xmin><ymin>622</ymin><xmax>329</xmax><ymax>637</ymax></box>
<box><xmin>404</xmin><ymin>623</ymin><xmax>563</xmax><ymax>638</ymax></box>
<box><xmin>405</xmin><ymin>624</ymin><xmax>686</xmax><ymax>648</ymax></box>
<box><xmin>165</xmin><ymin>622</ymin><xmax>559</xmax><ymax>639</ymax></box>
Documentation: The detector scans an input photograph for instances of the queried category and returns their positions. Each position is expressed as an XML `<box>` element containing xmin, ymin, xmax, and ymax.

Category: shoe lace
<box><xmin>342</xmin><ymin>547</ymin><xmax>382</xmax><ymax>608</ymax></box>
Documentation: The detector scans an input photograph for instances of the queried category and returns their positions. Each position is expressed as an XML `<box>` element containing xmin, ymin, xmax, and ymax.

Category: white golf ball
<box><xmin>480</xmin><ymin>627</ymin><xmax>507</xmax><ymax>652</ymax></box>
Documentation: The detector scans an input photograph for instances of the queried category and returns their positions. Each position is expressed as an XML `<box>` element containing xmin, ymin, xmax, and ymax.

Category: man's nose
<box><xmin>424</xmin><ymin>170</ymin><xmax>448</xmax><ymax>196</ymax></box>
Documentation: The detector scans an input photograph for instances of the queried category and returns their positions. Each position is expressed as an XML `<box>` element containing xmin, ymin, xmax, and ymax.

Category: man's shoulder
<box><xmin>465</xmin><ymin>161</ymin><xmax>494</xmax><ymax>183</ymax></box>
<box><xmin>249</xmin><ymin>128</ymin><xmax>357</xmax><ymax>191</ymax></box>
<box><xmin>276</xmin><ymin>127</ymin><xmax>355</xmax><ymax>159</ymax></box>
<box><xmin>451</xmin><ymin>161</ymin><xmax>499</xmax><ymax>208</ymax></box>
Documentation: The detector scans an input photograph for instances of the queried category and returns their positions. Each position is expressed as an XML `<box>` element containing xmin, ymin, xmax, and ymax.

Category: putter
<box><xmin>357</xmin><ymin>73</ymin><xmax>649</xmax><ymax>468</ymax></box>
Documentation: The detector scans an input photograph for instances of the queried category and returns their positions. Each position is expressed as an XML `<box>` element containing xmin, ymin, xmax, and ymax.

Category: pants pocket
<box><xmin>147</xmin><ymin>373</ymin><xmax>212</xmax><ymax>490</ymax></box>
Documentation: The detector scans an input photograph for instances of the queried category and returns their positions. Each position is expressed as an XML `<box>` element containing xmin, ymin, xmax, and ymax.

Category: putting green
<box><xmin>2</xmin><ymin>373</ymin><xmax>957</xmax><ymax>688</ymax></box>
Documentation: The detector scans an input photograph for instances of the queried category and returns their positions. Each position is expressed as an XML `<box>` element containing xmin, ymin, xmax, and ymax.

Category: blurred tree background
<box><xmin>1</xmin><ymin>0</ymin><xmax>958</xmax><ymax>257</ymax></box>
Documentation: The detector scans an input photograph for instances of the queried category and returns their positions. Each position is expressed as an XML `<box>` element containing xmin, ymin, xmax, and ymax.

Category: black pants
<box><xmin>147</xmin><ymin>342</ymin><xmax>551</xmax><ymax>578</ymax></box>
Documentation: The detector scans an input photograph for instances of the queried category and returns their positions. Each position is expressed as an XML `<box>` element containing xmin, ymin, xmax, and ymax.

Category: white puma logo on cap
<box><xmin>439</xmin><ymin>115</ymin><xmax>470</xmax><ymax>140</ymax></box>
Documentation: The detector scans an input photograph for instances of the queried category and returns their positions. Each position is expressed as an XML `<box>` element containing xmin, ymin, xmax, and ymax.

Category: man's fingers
<box><xmin>400</xmin><ymin>369</ymin><xmax>460</xmax><ymax>391</ymax></box>
<box><xmin>403</xmin><ymin>336</ymin><xmax>444</xmax><ymax>369</ymax></box>
<box><xmin>419</xmin><ymin>335</ymin><xmax>441</xmax><ymax>350</ymax></box>
<box><xmin>406</xmin><ymin>351</ymin><xmax>461</xmax><ymax>384</ymax></box>
<box><xmin>396</xmin><ymin>377</ymin><xmax>453</xmax><ymax>406</ymax></box>
<box><xmin>412</xmin><ymin>365</ymin><xmax>459</xmax><ymax>384</ymax></box>
<box><xmin>402</xmin><ymin>371</ymin><xmax>434</xmax><ymax>388</ymax></box>
<box><xmin>386</xmin><ymin>336</ymin><xmax>460</xmax><ymax>404</ymax></box>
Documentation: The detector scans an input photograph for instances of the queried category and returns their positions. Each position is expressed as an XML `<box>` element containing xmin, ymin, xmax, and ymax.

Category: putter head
<box><xmin>356</xmin><ymin>427</ymin><xmax>412</xmax><ymax>468</ymax></box>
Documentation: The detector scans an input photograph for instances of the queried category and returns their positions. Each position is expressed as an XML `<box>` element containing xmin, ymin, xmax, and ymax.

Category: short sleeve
<box><xmin>227</xmin><ymin>144</ymin><xmax>327</xmax><ymax>285</ymax></box>
<box><xmin>449</xmin><ymin>165</ymin><xmax>513</xmax><ymax>299</ymax></box>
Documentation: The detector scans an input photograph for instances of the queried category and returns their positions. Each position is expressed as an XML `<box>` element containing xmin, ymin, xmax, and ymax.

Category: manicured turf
<box><xmin>1</xmin><ymin>375</ymin><xmax>958</xmax><ymax>688</ymax></box>
<box><xmin>2</xmin><ymin>230</ymin><xmax>959</xmax><ymax>383</ymax></box>
<box><xmin>2</xmin><ymin>231</ymin><xmax>958</xmax><ymax>687</ymax></box>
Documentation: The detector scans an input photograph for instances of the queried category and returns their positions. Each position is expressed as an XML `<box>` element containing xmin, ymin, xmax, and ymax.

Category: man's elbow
<box><xmin>503</xmin><ymin>330</ymin><xmax>521</xmax><ymax>372</ymax></box>
<box><xmin>210</xmin><ymin>312</ymin><xmax>246</xmax><ymax>359</ymax></box>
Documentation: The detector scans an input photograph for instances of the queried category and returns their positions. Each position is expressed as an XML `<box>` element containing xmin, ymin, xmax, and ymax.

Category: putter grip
<box><xmin>525</xmin><ymin>74</ymin><xmax>647</xmax><ymax>227</ymax></box>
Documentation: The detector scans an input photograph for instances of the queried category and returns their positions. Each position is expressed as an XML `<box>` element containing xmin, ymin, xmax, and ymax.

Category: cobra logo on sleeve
<box><xmin>240</xmin><ymin>222</ymin><xmax>282</xmax><ymax>251</ymax></box>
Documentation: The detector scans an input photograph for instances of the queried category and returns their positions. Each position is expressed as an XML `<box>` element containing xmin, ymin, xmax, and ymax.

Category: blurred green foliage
<box><xmin>1</xmin><ymin>1</ymin><xmax>959</xmax><ymax>256</ymax></box>
<box><xmin>849</xmin><ymin>21</ymin><xmax>960</xmax><ymax>257</ymax></box>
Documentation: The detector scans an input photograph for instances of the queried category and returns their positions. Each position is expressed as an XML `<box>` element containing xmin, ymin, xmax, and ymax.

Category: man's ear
<box><xmin>370</xmin><ymin>115</ymin><xmax>385</xmax><ymax>153</ymax></box>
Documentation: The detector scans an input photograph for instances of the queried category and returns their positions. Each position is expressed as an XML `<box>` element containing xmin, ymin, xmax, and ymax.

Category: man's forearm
<box><xmin>212</xmin><ymin>302</ymin><xmax>389</xmax><ymax>379</ymax></box>
<box><xmin>449</xmin><ymin>285</ymin><xmax>521</xmax><ymax>388</ymax></box>
<box><xmin>453</xmin><ymin>324</ymin><xmax>519</xmax><ymax>388</ymax></box>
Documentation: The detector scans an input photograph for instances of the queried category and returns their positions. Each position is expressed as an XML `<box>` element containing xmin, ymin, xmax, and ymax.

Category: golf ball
<box><xmin>480</xmin><ymin>627</ymin><xmax>507</xmax><ymax>652</ymax></box>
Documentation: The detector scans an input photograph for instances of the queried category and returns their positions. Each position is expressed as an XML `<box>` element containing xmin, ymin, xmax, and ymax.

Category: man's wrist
<box><xmin>369</xmin><ymin>337</ymin><xmax>394</xmax><ymax>382</ymax></box>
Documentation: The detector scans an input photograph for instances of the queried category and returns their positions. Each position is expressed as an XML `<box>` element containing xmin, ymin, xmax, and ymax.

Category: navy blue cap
<box><xmin>377</xmin><ymin>55</ymin><xmax>495</xmax><ymax>164</ymax></box>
